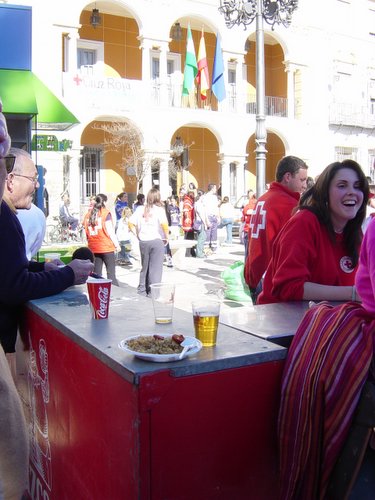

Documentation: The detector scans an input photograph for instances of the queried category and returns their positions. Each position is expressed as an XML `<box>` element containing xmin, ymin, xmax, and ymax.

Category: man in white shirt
<box><xmin>17</xmin><ymin>203</ymin><xmax>46</xmax><ymax>259</ymax></box>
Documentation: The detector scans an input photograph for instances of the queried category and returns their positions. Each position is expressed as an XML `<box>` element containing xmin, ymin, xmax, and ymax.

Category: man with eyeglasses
<box><xmin>0</xmin><ymin>148</ymin><xmax>94</xmax><ymax>354</ymax></box>
<box><xmin>0</xmin><ymin>104</ymin><xmax>29</xmax><ymax>500</ymax></box>
<box><xmin>0</xmin><ymin>143</ymin><xmax>93</xmax><ymax>499</ymax></box>
<box><xmin>5</xmin><ymin>148</ymin><xmax>46</xmax><ymax>260</ymax></box>
<box><xmin>0</xmin><ymin>147</ymin><xmax>94</xmax><ymax>499</ymax></box>
<box><xmin>4</xmin><ymin>148</ymin><xmax>40</xmax><ymax>210</ymax></box>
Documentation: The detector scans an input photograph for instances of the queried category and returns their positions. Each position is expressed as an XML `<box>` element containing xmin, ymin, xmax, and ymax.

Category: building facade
<box><xmin>2</xmin><ymin>0</ymin><xmax>375</xmax><ymax>219</ymax></box>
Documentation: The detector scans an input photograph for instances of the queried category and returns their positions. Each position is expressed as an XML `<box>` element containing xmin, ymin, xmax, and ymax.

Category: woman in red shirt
<box><xmin>83</xmin><ymin>193</ymin><xmax>120</xmax><ymax>285</ymax></box>
<box><xmin>258</xmin><ymin>160</ymin><xmax>369</xmax><ymax>304</ymax></box>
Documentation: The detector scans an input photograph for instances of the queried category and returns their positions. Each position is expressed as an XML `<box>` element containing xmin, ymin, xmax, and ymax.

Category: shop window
<box><xmin>80</xmin><ymin>148</ymin><xmax>100</xmax><ymax>201</ymax></box>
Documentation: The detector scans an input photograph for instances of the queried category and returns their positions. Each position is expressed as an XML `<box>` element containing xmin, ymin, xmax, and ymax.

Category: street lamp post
<box><xmin>218</xmin><ymin>0</ymin><xmax>298</xmax><ymax>197</ymax></box>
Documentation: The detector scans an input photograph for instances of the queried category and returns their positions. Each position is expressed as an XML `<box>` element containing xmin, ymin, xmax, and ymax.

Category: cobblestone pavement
<box><xmin>115</xmin><ymin>237</ymin><xmax>254</xmax><ymax>313</ymax></box>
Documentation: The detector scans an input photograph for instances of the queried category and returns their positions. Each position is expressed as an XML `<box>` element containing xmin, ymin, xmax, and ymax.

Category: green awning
<box><xmin>0</xmin><ymin>69</ymin><xmax>79</xmax><ymax>130</ymax></box>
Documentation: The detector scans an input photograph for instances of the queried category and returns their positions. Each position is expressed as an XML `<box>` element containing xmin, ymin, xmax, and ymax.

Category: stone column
<box><xmin>142</xmin><ymin>153</ymin><xmax>152</xmax><ymax>195</ymax></box>
<box><xmin>236</xmin><ymin>160</ymin><xmax>246</xmax><ymax>199</ymax></box>
<box><xmin>219</xmin><ymin>157</ymin><xmax>230</xmax><ymax>199</ymax></box>
<box><xmin>158</xmin><ymin>41</ymin><xmax>169</xmax><ymax>106</ymax></box>
<box><xmin>157</xmin><ymin>153</ymin><xmax>171</xmax><ymax>200</ymax></box>
<box><xmin>284</xmin><ymin>61</ymin><xmax>298</xmax><ymax>119</ymax></box>
<box><xmin>66</xmin><ymin>29</ymin><xmax>79</xmax><ymax>73</ymax></box>
<box><xmin>139</xmin><ymin>37</ymin><xmax>153</xmax><ymax>81</ymax></box>
<box><xmin>219</xmin><ymin>155</ymin><xmax>247</xmax><ymax>202</ymax></box>
<box><xmin>67</xmin><ymin>151</ymin><xmax>82</xmax><ymax>217</ymax></box>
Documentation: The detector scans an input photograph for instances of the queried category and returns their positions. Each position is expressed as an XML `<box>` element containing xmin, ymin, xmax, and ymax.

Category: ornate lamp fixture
<box><xmin>218</xmin><ymin>0</ymin><xmax>298</xmax><ymax>197</ymax></box>
<box><xmin>218</xmin><ymin>0</ymin><xmax>298</xmax><ymax>30</ymax></box>
<box><xmin>171</xmin><ymin>22</ymin><xmax>183</xmax><ymax>41</ymax></box>
<box><xmin>90</xmin><ymin>7</ymin><xmax>102</xmax><ymax>28</ymax></box>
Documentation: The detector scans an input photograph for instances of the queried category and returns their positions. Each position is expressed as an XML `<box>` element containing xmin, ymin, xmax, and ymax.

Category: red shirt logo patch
<box><xmin>250</xmin><ymin>201</ymin><xmax>266</xmax><ymax>238</ymax></box>
<box><xmin>340</xmin><ymin>256</ymin><xmax>354</xmax><ymax>273</ymax></box>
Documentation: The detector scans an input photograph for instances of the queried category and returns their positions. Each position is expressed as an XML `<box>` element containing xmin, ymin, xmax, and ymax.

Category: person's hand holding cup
<box><xmin>67</xmin><ymin>259</ymin><xmax>94</xmax><ymax>285</ymax></box>
<box><xmin>44</xmin><ymin>252</ymin><xmax>65</xmax><ymax>270</ymax></box>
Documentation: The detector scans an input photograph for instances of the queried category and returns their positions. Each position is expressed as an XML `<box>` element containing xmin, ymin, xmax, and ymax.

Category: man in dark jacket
<box><xmin>0</xmin><ymin>148</ymin><xmax>93</xmax><ymax>355</ymax></box>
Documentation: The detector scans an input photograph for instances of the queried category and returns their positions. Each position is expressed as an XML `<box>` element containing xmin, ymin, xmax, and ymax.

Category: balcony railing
<box><xmin>62</xmin><ymin>72</ymin><xmax>288</xmax><ymax>117</ymax></box>
<box><xmin>329</xmin><ymin>102</ymin><xmax>375</xmax><ymax>128</ymax></box>
<box><xmin>246</xmin><ymin>96</ymin><xmax>288</xmax><ymax>117</ymax></box>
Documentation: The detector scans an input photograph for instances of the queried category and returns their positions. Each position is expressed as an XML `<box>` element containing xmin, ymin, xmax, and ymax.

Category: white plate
<box><xmin>118</xmin><ymin>334</ymin><xmax>202</xmax><ymax>362</ymax></box>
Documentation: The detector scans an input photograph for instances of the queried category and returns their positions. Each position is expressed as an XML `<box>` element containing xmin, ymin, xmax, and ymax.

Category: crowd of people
<box><xmin>0</xmin><ymin>85</ymin><xmax>374</xmax><ymax>500</ymax></box>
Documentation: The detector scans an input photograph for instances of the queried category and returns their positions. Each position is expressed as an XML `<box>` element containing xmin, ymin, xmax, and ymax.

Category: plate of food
<box><xmin>118</xmin><ymin>333</ymin><xmax>202</xmax><ymax>362</ymax></box>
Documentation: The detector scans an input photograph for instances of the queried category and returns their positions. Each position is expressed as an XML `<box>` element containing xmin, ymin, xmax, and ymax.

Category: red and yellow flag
<box><xmin>196</xmin><ymin>28</ymin><xmax>210</xmax><ymax>100</ymax></box>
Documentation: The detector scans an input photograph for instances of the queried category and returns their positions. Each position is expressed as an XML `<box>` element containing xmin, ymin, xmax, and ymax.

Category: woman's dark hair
<box><xmin>89</xmin><ymin>193</ymin><xmax>107</xmax><ymax>227</ymax></box>
<box><xmin>115</xmin><ymin>192</ymin><xmax>127</xmax><ymax>201</ymax></box>
<box><xmin>136</xmin><ymin>193</ymin><xmax>145</xmax><ymax>204</ymax></box>
<box><xmin>298</xmin><ymin>159</ymin><xmax>369</xmax><ymax>266</ymax></box>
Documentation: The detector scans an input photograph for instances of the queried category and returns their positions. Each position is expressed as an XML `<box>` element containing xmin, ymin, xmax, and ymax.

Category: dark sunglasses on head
<box><xmin>4</xmin><ymin>154</ymin><xmax>16</xmax><ymax>174</ymax></box>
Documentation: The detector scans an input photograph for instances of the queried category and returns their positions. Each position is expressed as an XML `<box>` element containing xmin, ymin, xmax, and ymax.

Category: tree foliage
<box><xmin>94</xmin><ymin>121</ymin><xmax>152</xmax><ymax>192</ymax></box>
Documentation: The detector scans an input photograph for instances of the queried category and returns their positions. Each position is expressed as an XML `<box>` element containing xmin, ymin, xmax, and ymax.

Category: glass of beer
<box><xmin>192</xmin><ymin>300</ymin><xmax>220</xmax><ymax>347</ymax></box>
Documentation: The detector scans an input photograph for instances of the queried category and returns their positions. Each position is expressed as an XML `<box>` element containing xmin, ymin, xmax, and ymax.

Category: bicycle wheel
<box><xmin>60</xmin><ymin>226</ymin><xmax>70</xmax><ymax>243</ymax></box>
<box><xmin>44</xmin><ymin>225</ymin><xmax>55</xmax><ymax>245</ymax></box>
<box><xmin>49</xmin><ymin>226</ymin><xmax>61</xmax><ymax>243</ymax></box>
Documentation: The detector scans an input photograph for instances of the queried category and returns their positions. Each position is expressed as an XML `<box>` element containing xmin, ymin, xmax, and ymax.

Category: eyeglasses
<box><xmin>12</xmin><ymin>173</ymin><xmax>39</xmax><ymax>185</ymax></box>
<box><xmin>4</xmin><ymin>154</ymin><xmax>16</xmax><ymax>174</ymax></box>
<box><xmin>3</xmin><ymin>154</ymin><xmax>38</xmax><ymax>184</ymax></box>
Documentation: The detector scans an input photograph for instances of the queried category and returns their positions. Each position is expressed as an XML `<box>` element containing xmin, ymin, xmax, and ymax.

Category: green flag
<box><xmin>182</xmin><ymin>25</ymin><xmax>198</xmax><ymax>96</ymax></box>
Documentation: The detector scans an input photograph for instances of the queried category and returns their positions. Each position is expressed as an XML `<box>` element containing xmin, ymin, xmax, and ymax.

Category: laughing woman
<box><xmin>258</xmin><ymin>160</ymin><xmax>369</xmax><ymax>304</ymax></box>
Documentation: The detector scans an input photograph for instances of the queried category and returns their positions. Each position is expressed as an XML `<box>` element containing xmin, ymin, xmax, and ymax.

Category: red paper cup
<box><xmin>86</xmin><ymin>277</ymin><xmax>112</xmax><ymax>319</ymax></box>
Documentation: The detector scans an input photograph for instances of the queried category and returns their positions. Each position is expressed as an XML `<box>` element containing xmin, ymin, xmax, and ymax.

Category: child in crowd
<box><xmin>167</xmin><ymin>196</ymin><xmax>181</xmax><ymax>239</ymax></box>
<box><xmin>115</xmin><ymin>207</ymin><xmax>133</xmax><ymax>266</ymax></box>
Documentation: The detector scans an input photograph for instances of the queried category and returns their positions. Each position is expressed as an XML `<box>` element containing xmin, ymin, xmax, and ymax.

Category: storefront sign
<box><xmin>31</xmin><ymin>135</ymin><xmax>72</xmax><ymax>152</ymax></box>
